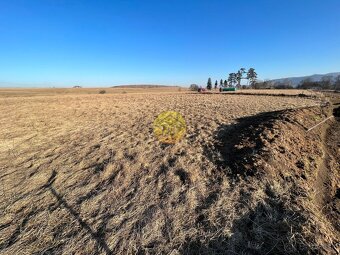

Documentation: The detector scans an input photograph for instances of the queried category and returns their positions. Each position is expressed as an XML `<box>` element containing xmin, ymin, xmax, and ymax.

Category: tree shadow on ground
<box><xmin>45</xmin><ymin>170</ymin><xmax>113</xmax><ymax>255</ymax></box>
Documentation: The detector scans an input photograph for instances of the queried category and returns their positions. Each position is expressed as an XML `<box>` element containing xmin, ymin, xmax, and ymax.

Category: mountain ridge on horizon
<box><xmin>1</xmin><ymin>72</ymin><xmax>339</xmax><ymax>88</ymax></box>
<box><xmin>269</xmin><ymin>72</ymin><xmax>340</xmax><ymax>86</ymax></box>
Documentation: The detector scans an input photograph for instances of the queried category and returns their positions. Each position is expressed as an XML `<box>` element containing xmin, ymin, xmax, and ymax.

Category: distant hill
<box><xmin>270</xmin><ymin>72</ymin><xmax>340</xmax><ymax>86</ymax></box>
<box><xmin>111</xmin><ymin>84</ymin><xmax>180</xmax><ymax>89</ymax></box>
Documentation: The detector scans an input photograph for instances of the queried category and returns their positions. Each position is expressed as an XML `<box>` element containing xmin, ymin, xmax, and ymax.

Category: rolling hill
<box><xmin>270</xmin><ymin>72</ymin><xmax>340</xmax><ymax>86</ymax></box>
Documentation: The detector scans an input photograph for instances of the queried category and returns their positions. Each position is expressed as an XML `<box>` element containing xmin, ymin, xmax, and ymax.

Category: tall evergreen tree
<box><xmin>236</xmin><ymin>71</ymin><xmax>242</xmax><ymax>87</ymax></box>
<box><xmin>207</xmin><ymin>78</ymin><xmax>212</xmax><ymax>90</ymax></box>
<box><xmin>220</xmin><ymin>79</ymin><xmax>223</xmax><ymax>87</ymax></box>
<box><xmin>228</xmin><ymin>73</ymin><xmax>237</xmax><ymax>87</ymax></box>
<box><xmin>224</xmin><ymin>80</ymin><xmax>228</xmax><ymax>87</ymax></box>
<box><xmin>236</xmin><ymin>68</ymin><xmax>246</xmax><ymax>88</ymax></box>
<box><xmin>214</xmin><ymin>80</ymin><xmax>218</xmax><ymax>89</ymax></box>
<box><xmin>246</xmin><ymin>68</ymin><xmax>258</xmax><ymax>86</ymax></box>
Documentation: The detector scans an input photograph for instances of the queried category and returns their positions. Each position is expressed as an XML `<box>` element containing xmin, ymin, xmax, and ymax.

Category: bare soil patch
<box><xmin>0</xmin><ymin>90</ymin><xmax>337</xmax><ymax>254</ymax></box>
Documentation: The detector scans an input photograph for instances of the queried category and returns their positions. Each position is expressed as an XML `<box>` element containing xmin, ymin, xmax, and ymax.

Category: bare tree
<box><xmin>274</xmin><ymin>79</ymin><xmax>294</xmax><ymax>89</ymax></box>
<box><xmin>334</xmin><ymin>75</ymin><xmax>340</xmax><ymax>91</ymax></box>
<box><xmin>189</xmin><ymin>84</ymin><xmax>199</xmax><ymax>91</ymax></box>
<box><xmin>320</xmin><ymin>76</ymin><xmax>332</xmax><ymax>90</ymax></box>
<box><xmin>298</xmin><ymin>78</ymin><xmax>314</xmax><ymax>89</ymax></box>
<box><xmin>254</xmin><ymin>79</ymin><xmax>274</xmax><ymax>89</ymax></box>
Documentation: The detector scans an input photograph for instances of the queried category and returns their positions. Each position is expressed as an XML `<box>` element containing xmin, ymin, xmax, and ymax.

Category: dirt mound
<box><xmin>202</xmin><ymin>105</ymin><xmax>339</xmax><ymax>254</ymax></box>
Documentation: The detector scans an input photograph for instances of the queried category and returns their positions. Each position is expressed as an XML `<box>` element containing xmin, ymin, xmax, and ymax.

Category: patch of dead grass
<box><xmin>1</xmin><ymin>90</ymin><xmax>337</xmax><ymax>254</ymax></box>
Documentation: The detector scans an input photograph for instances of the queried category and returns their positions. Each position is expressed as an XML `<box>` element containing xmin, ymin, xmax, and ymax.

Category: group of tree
<box><xmin>197</xmin><ymin>71</ymin><xmax>340</xmax><ymax>91</ymax></box>
<box><xmin>253</xmin><ymin>75</ymin><xmax>340</xmax><ymax>90</ymax></box>
<box><xmin>206</xmin><ymin>68</ymin><xmax>258</xmax><ymax>90</ymax></box>
<box><xmin>297</xmin><ymin>75</ymin><xmax>340</xmax><ymax>90</ymax></box>
<box><xmin>253</xmin><ymin>79</ymin><xmax>292</xmax><ymax>89</ymax></box>
<box><xmin>189</xmin><ymin>84</ymin><xmax>199</xmax><ymax>91</ymax></box>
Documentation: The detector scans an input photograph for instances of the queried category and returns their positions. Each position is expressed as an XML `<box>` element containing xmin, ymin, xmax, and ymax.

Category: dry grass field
<box><xmin>0</xmin><ymin>86</ymin><xmax>185</xmax><ymax>98</ymax></box>
<box><xmin>0</xmin><ymin>88</ymin><xmax>339</xmax><ymax>254</ymax></box>
<box><xmin>0</xmin><ymin>87</ymin><xmax>319</xmax><ymax>98</ymax></box>
<box><xmin>234</xmin><ymin>89</ymin><xmax>319</xmax><ymax>96</ymax></box>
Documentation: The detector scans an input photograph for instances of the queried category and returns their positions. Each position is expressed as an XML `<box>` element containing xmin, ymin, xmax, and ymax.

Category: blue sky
<box><xmin>0</xmin><ymin>0</ymin><xmax>339</xmax><ymax>87</ymax></box>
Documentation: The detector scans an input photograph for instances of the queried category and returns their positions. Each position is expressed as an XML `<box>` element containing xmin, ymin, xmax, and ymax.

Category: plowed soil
<box><xmin>0</xmin><ymin>89</ymin><xmax>338</xmax><ymax>254</ymax></box>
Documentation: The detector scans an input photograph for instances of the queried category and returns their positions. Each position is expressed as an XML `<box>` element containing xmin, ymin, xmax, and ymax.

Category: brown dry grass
<box><xmin>0</xmin><ymin>88</ymin><xmax>319</xmax><ymax>98</ymax></box>
<box><xmin>0</xmin><ymin>87</ymin><xmax>186</xmax><ymax>98</ymax></box>
<box><xmin>1</xmin><ymin>89</ymin><xmax>337</xmax><ymax>254</ymax></box>
<box><xmin>234</xmin><ymin>89</ymin><xmax>319</xmax><ymax>96</ymax></box>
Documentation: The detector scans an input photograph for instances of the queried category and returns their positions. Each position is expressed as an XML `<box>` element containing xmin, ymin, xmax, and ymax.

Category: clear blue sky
<box><xmin>0</xmin><ymin>0</ymin><xmax>339</xmax><ymax>87</ymax></box>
